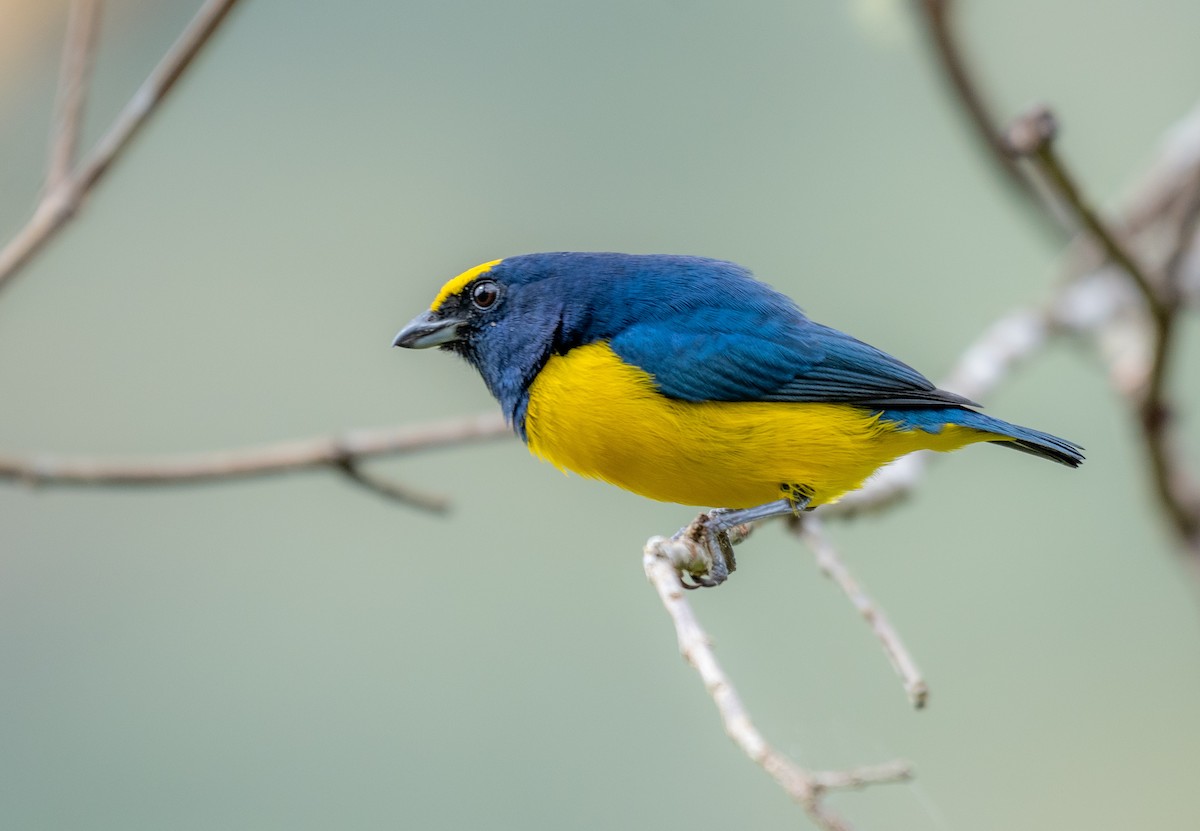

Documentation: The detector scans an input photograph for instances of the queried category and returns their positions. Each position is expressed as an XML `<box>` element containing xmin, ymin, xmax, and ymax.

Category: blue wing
<box><xmin>608</xmin><ymin>310</ymin><xmax>976</xmax><ymax>409</ymax></box>
<box><xmin>503</xmin><ymin>251</ymin><xmax>975</xmax><ymax>409</ymax></box>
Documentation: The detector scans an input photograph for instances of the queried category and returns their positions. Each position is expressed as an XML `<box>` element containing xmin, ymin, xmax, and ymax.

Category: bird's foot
<box><xmin>672</xmin><ymin>510</ymin><xmax>752</xmax><ymax>589</ymax></box>
<box><xmin>669</xmin><ymin>498</ymin><xmax>806</xmax><ymax>588</ymax></box>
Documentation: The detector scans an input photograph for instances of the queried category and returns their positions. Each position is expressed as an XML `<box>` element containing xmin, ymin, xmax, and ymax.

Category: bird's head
<box><xmin>393</xmin><ymin>256</ymin><xmax>574</xmax><ymax>427</ymax></box>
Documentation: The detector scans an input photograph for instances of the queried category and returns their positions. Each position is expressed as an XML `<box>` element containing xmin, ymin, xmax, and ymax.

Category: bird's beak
<box><xmin>392</xmin><ymin>310</ymin><xmax>466</xmax><ymax>349</ymax></box>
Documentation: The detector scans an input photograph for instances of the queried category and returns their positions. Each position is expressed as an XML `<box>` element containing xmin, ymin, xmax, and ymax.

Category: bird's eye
<box><xmin>471</xmin><ymin>280</ymin><xmax>500</xmax><ymax>310</ymax></box>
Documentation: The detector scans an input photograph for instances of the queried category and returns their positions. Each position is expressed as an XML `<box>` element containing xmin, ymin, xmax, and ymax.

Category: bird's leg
<box><xmin>674</xmin><ymin>493</ymin><xmax>811</xmax><ymax>589</ymax></box>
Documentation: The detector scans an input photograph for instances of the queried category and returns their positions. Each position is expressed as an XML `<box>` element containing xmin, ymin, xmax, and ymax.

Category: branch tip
<box><xmin>792</xmin><ymin>516</ymin><xmax>930</xmax><ymax>709</ymax></box>
<box><xmin>1005</xmin><ymin>105</ymin><xmax>1059</xmax><ymax>157</ymax></box>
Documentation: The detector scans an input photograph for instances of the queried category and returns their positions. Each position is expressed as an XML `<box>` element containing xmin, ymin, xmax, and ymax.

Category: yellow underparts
<box><xmin>430</xmin><ymin>259</ymin><xmax>502</xmax><ymax>311</ymax></box>
<box><xmin>524</xmin><ymin>342</ymin><xmax>995</xmax><ymax>509</ymax></box>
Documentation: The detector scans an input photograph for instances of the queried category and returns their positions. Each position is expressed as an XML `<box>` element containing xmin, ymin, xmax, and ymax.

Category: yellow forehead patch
<box><xmin>430</xmin><ymin>259</ymin><xmax>502</xmax><ymax>311</ymax></box>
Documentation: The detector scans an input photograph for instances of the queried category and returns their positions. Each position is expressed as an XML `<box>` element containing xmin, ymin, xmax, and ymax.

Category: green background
<box><xmin>2</xmin><ymin>1</ymin><xmax>1199</xmax><ymax>828</ymax></box>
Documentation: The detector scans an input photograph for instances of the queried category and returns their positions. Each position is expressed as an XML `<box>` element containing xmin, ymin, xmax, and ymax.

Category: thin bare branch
<box><xmin>644</xmin><ymin>536</ymin><xmax>912</xmax><ymax>830</ymax></box>
<box><xmin>1004</xmin><ymin>105</ymin><xmax>1200</xmax><ymax>551</ymax></box>
<box><xmin>914</xmin><ymin>0</ymin><xmax>1032</xmax><ymax>203</ymax></box>
<box><xmin>790</xmin><ymin>517</ymin><xmax>929</xmax><ymax>709</ymax></box>
<box><xmin>0</xmin><ymin>0</ymin><xmax>245</xmax><ymax>292</ymax></box>
<box><xmin>1140</xmin><ymin>402</ymin><xmax>1200</xmax><ymax>552</ymax></box>
<box><xmin>0</xmin><ymin>411</ymin><xmax>509</xmax><ymax>490</ymax></box>
<box><xmin>912</xmin><ymin>0</ymin><xmax>1077</xmax><ymax>246</ymax></box>
<box><xmin>46</xmin><ymin>0</ymin><xmax>103</xmax><ymax>191</ymax></box>
<box><xmin>1006</xmin><ymin>107</ymin><xmax>1164</xmax><ymax>318</ymax></box>
<box><xmin>913</xmin><ymin>0</ymin><xmax>1200</xmax><ymax>557</ymax></box>
<box><xmin>1118</xmin><ymin>99</ymin><xmax>1200</xmax><ymax>244</ymax></box>
<box><xmin>336</xmin><ymin>458</ymin><xmax>449</xmax><ymax>513</ymax></box>
<box><xmin>1163</xmin><ymin>166</ymin><xmax>1200</xmax><ymax>293</ymax></box>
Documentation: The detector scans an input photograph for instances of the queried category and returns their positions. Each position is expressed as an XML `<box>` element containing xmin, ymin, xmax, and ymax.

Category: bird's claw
<box><xmin>672</xmin><ymin>510</ymin><xmax>746</xmax><ymax>589</ymax></box>
<box><xmin>679</xmin><ymin>573</ymin><xmax>714</xmax><ymax>590</ymax></box>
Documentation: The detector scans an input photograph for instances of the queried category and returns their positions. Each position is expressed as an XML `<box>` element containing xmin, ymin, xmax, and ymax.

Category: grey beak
<box><xmin>392</xmin><ymin>310</ymin><xmax>466</xmax><ymax>349</ymax></box>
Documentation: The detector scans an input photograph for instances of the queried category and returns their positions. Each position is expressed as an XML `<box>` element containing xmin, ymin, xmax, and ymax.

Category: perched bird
<box><xmin>394</xmin><ymin>253</ymin><xmax>1083</xmax><ymax>586</ymax></box>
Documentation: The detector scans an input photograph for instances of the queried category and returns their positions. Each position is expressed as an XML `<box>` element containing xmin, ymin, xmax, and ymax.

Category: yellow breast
<box><xmin>523</xmin><ymin>342</ymin><xmax>989</xmax><ymax>508</ymax></box>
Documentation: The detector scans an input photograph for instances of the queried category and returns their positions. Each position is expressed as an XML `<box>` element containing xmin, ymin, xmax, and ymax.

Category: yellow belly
<box><xmin>523</xmin><ymin>342</ymin><xmax>990</xmax><ymax>508</ymax></box>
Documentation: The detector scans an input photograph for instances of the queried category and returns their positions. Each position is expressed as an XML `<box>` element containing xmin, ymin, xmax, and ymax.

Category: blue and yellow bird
<box><xmin>394</xmin><ymin>253</ymin><xmax>1083</xmax><ymax>586</ymax></box>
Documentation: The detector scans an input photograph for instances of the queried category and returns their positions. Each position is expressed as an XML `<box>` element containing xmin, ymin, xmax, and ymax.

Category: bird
<box><xmin>393</xmin><ymin>252</ymin><xmax>1083</xmax><ymax>586</ymax></box>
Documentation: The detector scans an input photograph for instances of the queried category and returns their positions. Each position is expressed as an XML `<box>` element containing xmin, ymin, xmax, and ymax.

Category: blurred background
<box><xmin>2</xmin><ymin>1</ymin><xmax>1199</xmax><ymax>829</ymax></box>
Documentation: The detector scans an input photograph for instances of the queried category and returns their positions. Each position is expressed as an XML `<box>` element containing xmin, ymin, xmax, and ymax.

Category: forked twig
<box><xmin>0</xmin><ymin>0</ymin><xmax>245</xmax><ymax>292</ymax></box>
<box><xmin>46</xmin><ymin>0</ymin><xmax>103</xmax><ymax>191</ymax></box>
<box><xmin>644</xmin><ymin>536</ymin><xmax>912</xmax><ymax>831</ymax></box>
<box><xmin>791</xmin><ymin>517</ymin><xmax>929</xmax><ymax>708</ymax></box>
<box><xmin>0</xmin><ymin>412</ymin><xmax>509</xmax><ymax>511</ymax></box>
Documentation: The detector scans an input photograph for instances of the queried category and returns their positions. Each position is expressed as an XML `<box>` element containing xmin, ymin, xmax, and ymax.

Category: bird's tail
<box><xmin>880</xmin><ymin>407</ymin><xmax>1085</xmax><ymax>467</ymax></box>
<box><xmin>943</xmin><ymin>409</ymin><xmax>1085</xmax><ymax>467</ymax></box>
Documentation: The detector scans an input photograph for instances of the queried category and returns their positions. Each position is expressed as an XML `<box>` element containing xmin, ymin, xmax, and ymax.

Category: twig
<box><xmin>1140</xmin><ymin>405</ymin><xmax>1200</xmax><ymax>552</ymax></box>
<box><xmin>914</xmin><ymin>0</ymin><xmax>1200</xmax><ymax>558</ymax></box>
<box><xmin>1120</xmin><ymin>100</ymin><xmax>1200</xmax><ymax>242</ymax></box>
<box><xmin>1162</xmin><ymin>170</ymin><xmax>1200</xmax><ymax>293</ymax></box>
<box><xmin>914</xmin><ymin>0</ymin><xmax>1033</xmax><ymax>204</ymax></box>
<box><xmin>1005</xmin><ymin>105</ymin><xmax>1200</xmax><ymax>551</ymax></box>
<box><xmin>662</xmin><ymin>514</ymin><xmax>927</xmax><ymax>709</ymax></box>
<box><xmin>336</xmin><ymin>458</ymin><xmax>449</xmax><ymax>513</ymax></box>
<box><xmin>644</xmin><ymin>536</ymin><xmax>912</xmax><ymax>831</ymax></box>
<box><xmin>0</xmin><ymin>0</ymin><xmax>245</xmax><ymax>292</ymax></box>
<box><xmin>0</xmin><ymin>411</ymin><xmax>509</xmax><ymax>505</ymax></box>
<box><xmin>1006</xmin><ymin>108</ymin><xmax>1163</xmax><ymax>317</ymax></box>
<box><xmin>1144</xmin><ymin>174</ymin><xmax>1200</xmax><ymax>548</ymax></box>
<box><xmin>46</xmin><ymin>0</ymin><xmax>103</xmax><ymax>191</ymax></box>
<box><xmin>790</xmin><ymin>517</ymin><xmax>928</xmax><ymax>708</ymax></box>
